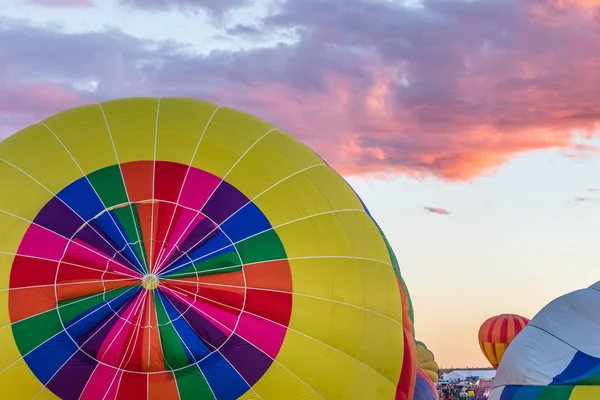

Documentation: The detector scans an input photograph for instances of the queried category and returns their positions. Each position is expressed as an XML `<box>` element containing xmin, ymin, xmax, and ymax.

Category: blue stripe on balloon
<box><xmin>57</xmin><ymin>179</ymin><xmax>105</xmax><ymax>222</ymax></box>
<box><xmin>57</xmin><ymin>178</ymin><xmax>145</xmax><ymax>273</ymax></box>
<box><xmin>24</xmin><ymin>331</ymin><xmax>78</xmax><ymax>384</ymax></box>
<box><xmin>219</xmin><ymin>202</ymin><xmax>271</xmax><ymax>243</ymax></box>
<box><xmin>552</xmin><ymin>351</ymin><xmax>600</xmax><ymax>385</ymax></box>
<box><xmin>200</xmin><ymin>351</ymin><xmax>250</xmax><ymax>400</ymax></box>
<box><xmin>93</xmin><ymin>212</ymin><xmax>145</xmax><ymax>273</ymax></box>
<box><xmin>158</xmin><ymin>291</ymin><xmax>211</xmax><ymax>360</ymax></box>
<box><xmin>65</xmin><ymin>286</ymin><xmax>140</xmax><ymax>341</ymax></box>
<box><xmin>161</xmin><ymin>232</ymin><xmax>235</xmax><ymax>276</ymax></box>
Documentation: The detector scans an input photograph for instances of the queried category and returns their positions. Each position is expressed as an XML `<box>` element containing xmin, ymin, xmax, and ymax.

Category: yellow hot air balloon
<box><xmin>416</xmin><ymin>341</ymin><xmax>439</xmax><ymax>382</ymax></box>
<box><xmin>0</xmin><ymin>97</ymin><xmax>414</xmax><ymax>399</ymax></box>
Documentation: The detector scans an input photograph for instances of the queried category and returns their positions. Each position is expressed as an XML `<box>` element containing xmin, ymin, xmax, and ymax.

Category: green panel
<box><xmin>113</xmin><ymin>204</ymin><xmax>148</xmax><ymax>271</ymax></box>
<box><xmin>373</xmin><ymin>220</ymin><xmax>415</xmax><ymax>328</ymax></box>
<box><xmin>539</xmin><ymin>385</ymin><xmax>574</xmax><ymax>399</ymax></box>
<box><xmin>154</xmin><ymin>292</ymin><xmax>192</xmax><ymax>370</ymax></box>
<box><xmin>174</xmin><ymin>365</ymin><xmax>215</xmax><ymax>400</ymax></box>
<box><xmin>58</xmin><ymin>286</ymin><xmax>133</xmax><ymax>324</ymax></box>
<box><xmin>163</xmin><ymin>252</ymin><xmax>242</xmax><ymax>279</ymax></box>
<box><xmin>12</xmin><ymin>309</ymin><xmax>62</xmax><ymax>355</ymax></box>
<box><xmin>235</xmin><ymin>230</ymin><xmax>287</xmax><ymax>264</ymax></box>
<box><xmin>87</xmin><ymin>164</ymin><xmax>128</xmax><ymax>207</ymax></box>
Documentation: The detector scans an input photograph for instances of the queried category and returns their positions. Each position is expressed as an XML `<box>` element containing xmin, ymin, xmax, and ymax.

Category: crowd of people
<box><xmin>437</xmin><ymin>382</ymin><xmax>476</xmax><ymax>399</ymax></box>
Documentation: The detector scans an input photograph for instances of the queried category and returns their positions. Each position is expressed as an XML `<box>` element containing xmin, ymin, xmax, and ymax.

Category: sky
<box><xmin>2</xmin><ymin>0</ymin><xmax>600</xmax><ymax>368</ymax></box>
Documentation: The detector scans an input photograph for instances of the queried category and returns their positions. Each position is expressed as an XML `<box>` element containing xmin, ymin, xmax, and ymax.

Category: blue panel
<box><xmin>24</xmin><ymin>331</ymin><xmax>78</xmax><ymax>384</ymax></box>
<box><xmin>161</xmin><ymin>232</ymin><xmax>234</xmax><ymax>276</ymax></box>
<box><xmin>413</xmin><ymin>373</ymin><xmax>436</xmax><ymax>400</ymax></box>
<box><xmin>57</xmin><ymin>178</ymin><xmax>105</xmax><ymax>222</ymax></box>
<box><xmin>93</xmin><ymin>212</ymin><xmax>144</xmax><ymax>270</ymax></box>
<box><xmin>220</xmin><ymin>202</ymin><xmax>271</xmax><ymax>243</ymax></box>
<box><xmin>552</xmin><ymin>351</ymin><xmax>600</xmax><ymax>385</ymax></box>
<box><xmin>158</xmin><ymin>292</ymin><xmax>211</xmax><ymax>360</ymax></box>
<box><xmin>65</xmin><ymin>287</ymin><xmax>140</xmax><ymax>341</ymax></box>
<box><xmin>511</xmin><ymin>386</ymin><xmax>544</xmax><ymax>400</ymax></box>
<box><xmin>499</xmin><ymin>386</ymin><xmax>520</xmax><ymax>400</ymax></box>
<box><xmin>200</xmin><ymin>351</ymin><xmax>250</xmax><ymax>400</ymax></box>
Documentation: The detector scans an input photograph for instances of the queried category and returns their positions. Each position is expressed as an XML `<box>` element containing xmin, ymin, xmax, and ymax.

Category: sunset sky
<box><xmin>2</xmin><ymin>0</ymin><xmax>600</xmax><ymax>368</ymax></box>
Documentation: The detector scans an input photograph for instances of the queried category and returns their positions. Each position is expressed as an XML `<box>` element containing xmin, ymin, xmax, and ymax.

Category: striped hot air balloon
<box><xmin>478</xmin><ymin>314</ymin><xmax>530</xmax><ymax>369</ymax></box>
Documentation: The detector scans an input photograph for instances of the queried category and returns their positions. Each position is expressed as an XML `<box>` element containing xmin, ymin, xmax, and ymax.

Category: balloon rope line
<box><xmin>151</xmin><ymin>105</ymin><xmax>221</xmax><ymax>273</ymax></box>
<box><xmin>40</xmin><ymin>123</ymin><xmax>147</xmax><ymax>274</ymax></box>
<box><xmin>99</xmin><ymin>103</ymin><xmax>149</xmax><ymax>272</ymax></box>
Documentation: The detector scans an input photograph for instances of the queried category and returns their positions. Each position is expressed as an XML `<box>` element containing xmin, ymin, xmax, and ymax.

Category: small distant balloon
<box><xmin>478</xmin><ymin>314</ymin><xmax>530</xmax><ymax>369</ymax></box>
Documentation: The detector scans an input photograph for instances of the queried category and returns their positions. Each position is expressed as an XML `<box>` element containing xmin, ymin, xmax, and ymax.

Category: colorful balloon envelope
<box><xmin>0</xmin><ymin>98</ymin><xmax>413</xmax><ymax>399</ymax></box>
<box><xmin>478</xmin><ymin>314</ymin><xmax>530</xmax><ymax>369</ymax></box>
<box><xmin>414</xmin><ymin>368</ymin><xmax>439</xmax><ymax>400</ymax></box>
<box><xmin>416</xmin><ymin>341</ymin><xmax>439</xmax><ymax>383</ymax></box>
<box><xmin>490</xmin><ymin>281</ymin><xmax>600</xmax><ymax>400</ymax></box>
<box><xmin>396</xmin><ymin>275</ymin><xmax>417</xmax><ymax>400</ymax></box>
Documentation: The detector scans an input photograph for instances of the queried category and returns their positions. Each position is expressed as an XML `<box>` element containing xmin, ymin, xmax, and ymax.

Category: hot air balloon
<box><xmin>490</xmin><ymin>281</ymin><xmax>600</xmax><ymax>400</ymax></box>
<box><xmin>478</xmin><ymin>314</ymin><xmax>530</xmax><ymax>369</ymax></box>
<box><xmin>416</xmin><ymin>341</ymin><xmax>439</xmax><ymax>382</ymax></box>
<box><xmin>395</xmin><ymin>272</ymin><xmax>417</xmax><ymax>399</ymax></box>
<box><xmin>0</xmin><ymin>97</ymin><xmax>415</xmax><ymax>399</ymax></box>
<box><xmin>414</xmin><ymin>368</ymin><xmax>439</xmax><ymax>400</ymax></box>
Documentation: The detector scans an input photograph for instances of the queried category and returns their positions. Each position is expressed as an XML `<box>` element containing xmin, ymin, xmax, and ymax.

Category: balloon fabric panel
<box><xmin>478</xmin><ymin>314</ymin><xmax>529</xmax><ymax>369</ymax></box>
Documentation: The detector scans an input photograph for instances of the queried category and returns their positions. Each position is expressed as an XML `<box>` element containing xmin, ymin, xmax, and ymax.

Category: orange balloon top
<box><xmin>478</xmin><ymin>314</ymin><xmax>530</xmax><ymax>369</ymax></box>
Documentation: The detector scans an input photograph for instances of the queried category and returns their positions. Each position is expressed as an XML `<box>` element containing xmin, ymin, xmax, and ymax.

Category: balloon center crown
<box><xmin>141</xmin><ymin>273</ymin><xmax>159</xmax><ymax>290</ymax></box>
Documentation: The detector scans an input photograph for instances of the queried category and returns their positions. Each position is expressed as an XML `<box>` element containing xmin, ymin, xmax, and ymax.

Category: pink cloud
<box><xmin>3</xmin><ymin>0</ymin><xmax>600</xmax><ymax>181</ymax></box>
<box><xmin>28</xmin><ymin>0</ymin><xmax>94</xmax><ymax>7</ymax></box>
<box><xmin>424</xmin><ymin>207</ymin><xmax>450</xmax><ymax>215</ymax></box>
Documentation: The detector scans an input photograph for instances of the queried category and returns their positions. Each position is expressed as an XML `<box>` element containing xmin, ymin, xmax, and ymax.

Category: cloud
<box><xmin>27</xmin><ymin>0</ymin><xmax>94</xmax><ymax>7</ymax></box>
<box><xmin>424</xmin><ymin>207</ymin><xmax>450</xmax><ymax>215</ymax></box>
<box><xmin>571</xmin><ymin>196</ymin><xmax>600</xmax><ymax>203</ymax></box>
<box><xmin>118</xmin><ymin>0</ymin><xmax>250</xmax><ymax>16</ymax></box>
<box><xmin>561</xmin><ymin>143</ymin><xmax>600</xmax><ymax>158</ymax></box>
<box><xmin>3</xmin><ymin>0</ymin><xmax>600</xmax><ymax>180</ymax></box>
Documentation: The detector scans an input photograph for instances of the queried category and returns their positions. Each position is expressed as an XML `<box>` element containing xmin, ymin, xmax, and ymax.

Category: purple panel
<box><xmin>164</xmin><ymin>291</ymin><xmax>229</xmax><ymax>349</ymax></box>
<box><xmin>75</xmin><ymin>223</ymin><xmax>133</xmax><ymax>270</ymax></box>
<box><xmin>201</xmin><ymin>182</ymin><xmax>248</xmax><ymax>225</ymax></box>
<box><xmin>177</xmin><ymin>219</ymin><xmax>217</xmax><ymax>257</ymax></box>
<box><xmin>79</xmin><ymin>301</ymin><xmax>130</xmax><ymax>357</ymax></box>
<box><xmin>47</xmin><ymin>350</ymin><xmax>97</xmax><ymax>400</ymax></box>
<box><xmin>220</xmin><ymin>334</ymin><xmax>273</xmax><ymax>385</ymax></box>
<box><xmin>162</xmin><ymin>219</ymin><xmax>219</xmax><ymax>269</ymax></box>
<box><xmin>33</xmin><ymin>197</ymin><xmax>84</xmax><ymax>239</ymax></box>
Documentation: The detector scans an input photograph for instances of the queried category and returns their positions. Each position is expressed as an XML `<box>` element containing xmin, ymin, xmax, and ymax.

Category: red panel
<box><xmin>121</xmin><ymin>161</ymin><xmax>153</xmax><ymax>202</ymax></box>
<box><xmin>244</xmin><ymin>260</ymin><xmax>292</xmax><ymax>291</ymax></box>
<box><xmin>9</xmin><ymin>256</ymin><xmax>59</xmax><ymax>288</ymax></box>
<box><xmin>116</xmin><ymin>371</ymin><xmax>147</xmax><ymax>400</ymax></box>
<box><xmin>244</xmin><ymin>288</ymin><xmax>292</xmax><ymax>326</ymax></box>
<box><xmin>56</xmin><ymin>262</ymin><xmax>125</xmax><ymax>284</ymax></box>
<box><xmin>162</xmin><ymin>281</ymin><xmax>245</xmax><ymax>311</ymax></box>
<box><xmin>154</xmin><ymin>161</ymin><xmax>187</xmax><ymax>203</ymax></box>
<box><xmin>154</xmin><ymin>202</ymin><xmax>177</xmax><ymax>265</ymax></box>
<box><xmin>396</xmin><ymin>329</ymin><xmax>416</xmax><ymax>400</ymax></box>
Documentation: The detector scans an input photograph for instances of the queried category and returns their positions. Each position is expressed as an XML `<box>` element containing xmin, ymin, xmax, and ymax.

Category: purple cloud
<box><xmin>118</xmin><ymin>0</ymin><xmax>250</xmax><ymax>15</ymax></box>
<box><xmin>3</xmin><ymin>0</ymin><xmax>600</xmax><ymax>181</ymax></box>
<box><xmin>27</xmin><ymin>0</ymin><xmax>94</xmax><ymax>7</ymax></box>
